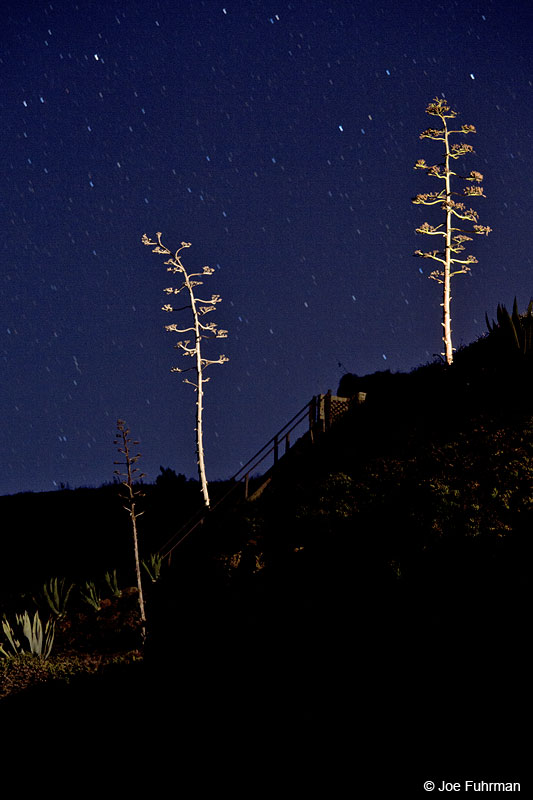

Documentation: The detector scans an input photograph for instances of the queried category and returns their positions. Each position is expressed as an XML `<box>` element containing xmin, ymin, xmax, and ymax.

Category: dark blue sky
<box><xmin>2</xmin><ymin>0</ymin><xmax>533</xmax><ymax>495</ymax></box>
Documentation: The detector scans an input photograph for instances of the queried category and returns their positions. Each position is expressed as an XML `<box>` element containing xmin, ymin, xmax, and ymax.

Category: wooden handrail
<box><xmin>228</xmin><ymin>399</ymin><xmax>313</xmax><ymax>484</ymax></box>
<box><xmin>159</xmin><ymin>392</ymin><xmax>351</xmax><ymax>558</ymax></box>
<box><xmin>159</xmin><ymin>401</ymin><xmax>313</xmax><ymax>559</ymax></box>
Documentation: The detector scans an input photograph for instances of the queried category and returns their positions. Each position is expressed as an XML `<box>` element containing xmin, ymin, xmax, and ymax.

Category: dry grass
<box><xmin>0</xmin><ymin>649</ymin><xmax>142</xmax><ymax>700</ymax></box>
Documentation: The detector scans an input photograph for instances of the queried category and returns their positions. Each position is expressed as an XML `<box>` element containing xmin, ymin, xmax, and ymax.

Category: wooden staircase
<box><xmin>158</xmin><ymin>391</ymin><xmax>354</xmax><ymax>559</ymax></box>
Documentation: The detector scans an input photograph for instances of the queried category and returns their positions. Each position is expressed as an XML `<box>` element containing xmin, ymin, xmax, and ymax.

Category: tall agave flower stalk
<box><xmin>114</xmin><ymin>420</ymin><xmax>147</xmax><ymax>644</ymax></box>
<box><xmin>142</xmin><ymin>233</ymin><xmax>228</xmax><ymax>508</ymax></box>
<box><xmin>413</xmin><ymin>98</ymin><xmax>491</xmax><ymax>365</ymax></box>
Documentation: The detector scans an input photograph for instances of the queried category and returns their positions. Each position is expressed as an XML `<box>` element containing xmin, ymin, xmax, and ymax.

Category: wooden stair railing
<box><xmin>158</xmin><ymin>391</ymin><xmax>353</xmax><ymax>559</ymax></box>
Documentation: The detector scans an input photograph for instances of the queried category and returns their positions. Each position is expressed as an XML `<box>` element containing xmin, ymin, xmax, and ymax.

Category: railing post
<box><xmin>245</xmin><ymin>472</ymin><xmax>249</xmax><ymax>500</ymax></box>
<box><xmin>316</xmin><ymin>394</ymin><xmax>325</xmax><ymax>433</ymax></box>
<box><xmin>274</xmin><ymin>434</ymin><xmax>279</xmax><ymax>464</ymax></box>
<box><xmin>285</xmin><ymin>432</ymin><xmax>290</xmax><ymax>454</ymax></box>
<box><xmin>309</xmin><ymin>396</ymin><xmax>316</xmax><ymax>442</ymax></box>
<box><xmin>325</xmin><ymin>389</ymin><xmax>332</xmax><ymax>430</ymax></box>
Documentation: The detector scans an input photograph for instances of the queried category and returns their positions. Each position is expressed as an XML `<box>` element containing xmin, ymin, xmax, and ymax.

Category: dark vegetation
<box><xmin>1</xmin><ymin>307</ymin><xmax>530</xmax><ymax>787</ymax></box>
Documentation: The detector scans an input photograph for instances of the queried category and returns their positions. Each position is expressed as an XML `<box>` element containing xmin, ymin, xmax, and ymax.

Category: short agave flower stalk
<box><xmin>142</xmin><ymin>233</ymin><xmax>229</xmax><ymax>508</ymax></box>
<box><xmin>114</xmin><ymin>420</ymin><xmax>147</xmax><ymax>644</ymax></box>
<box><xmin>413</xmin><ymin>98</ymin><xmax>491</xmax><ymax>365</ymax></box>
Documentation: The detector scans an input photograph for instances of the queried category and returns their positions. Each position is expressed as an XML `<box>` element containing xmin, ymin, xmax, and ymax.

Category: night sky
<box><xmin>2</xmin><ymin>0</ymin><xmax>533</xmax><ymax>496</ymax></box>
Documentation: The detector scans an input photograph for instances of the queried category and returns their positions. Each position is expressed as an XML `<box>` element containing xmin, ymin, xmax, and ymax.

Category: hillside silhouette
<box><xmin>1</xmin><ymin>317</ymin><xmax>530</xmax><ymax>788</ymax></box>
